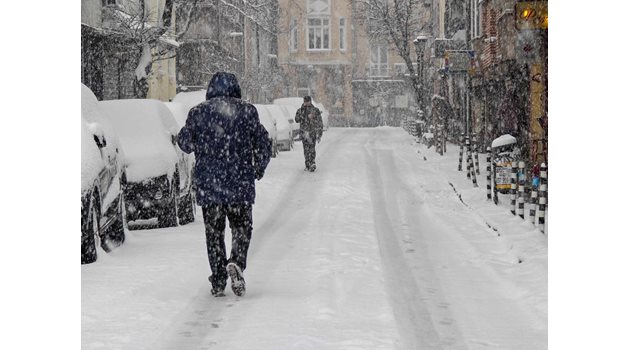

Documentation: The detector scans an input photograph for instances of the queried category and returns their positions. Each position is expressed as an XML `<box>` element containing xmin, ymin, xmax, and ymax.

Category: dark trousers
<box><xmin>302</xmin><ymin>136</ymin><xmax>317</xmax><ymax>169</ymax></box>
<box><xmin>201</xmin><ymin>203</ymin><xmax>253</xmax><ymax>290</ymax></box>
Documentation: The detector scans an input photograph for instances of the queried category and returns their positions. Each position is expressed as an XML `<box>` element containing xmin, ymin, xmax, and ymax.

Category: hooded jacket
<box><xmin>177</xmin><ymin>72</ymin><xmax>271</xmax><ymax>204</ymax></box>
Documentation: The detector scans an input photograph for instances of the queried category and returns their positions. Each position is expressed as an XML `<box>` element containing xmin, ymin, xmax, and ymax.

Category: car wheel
<box><xmin>158</xmin><ymin>180</ymin><xmax>178</xmax><ymax>228</ymax></box>
<box><xmin>177</xmin><ymin>188</ymin><xmax>195</xmax><ymax>225</ymax></box>
<box><xmin>102</xmin><ymin>193</ymin><xmax>126</xmax><ymax>250</ymax></box>
<box><xmin>81</xmin><ymin>194</ymin><xmax>99</xmax><ymax>264</ymax></box>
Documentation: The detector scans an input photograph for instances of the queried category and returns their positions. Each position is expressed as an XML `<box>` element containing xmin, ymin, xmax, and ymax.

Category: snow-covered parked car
<box><xmin>254</xmin><ymin>104</ymin><xmax>279</xmax><ymax>157</ymax></box>
<box><xmin>264</xmin><ymin>104</ymin><xmax>293</xmax><ymax>151</ymax></box>
<box><xmin>81</xmin><ymin>84</ymin><xmax>126</xmax><ymax>264</ymax></box>
<box><xmin>313</xmin><ymin>101</ymin><xmax>329</xmax><ymax>131</ymax></box>
<box><xmin>100</xmin><ymin>99</ymin><xmax>195</xmax><ymax>228</ymax></box>
<box><xmin>273</xmin><ymin>97</ymin><xmax>303</xmax><ymax>140</ymax></box>
<box><xmin>172</xmin><ymin>90</ymin><xmax>206</xmax><ymax>114</ymax></box>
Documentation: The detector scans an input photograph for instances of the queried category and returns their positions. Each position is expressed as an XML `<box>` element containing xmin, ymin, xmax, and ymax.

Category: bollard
<box><xmin>473</xmin><ymin>134</ymin><xmax>480</xmax><ymax>175</ymax></box>
<box><xmin>529</xmin><ymin>182</ymin><xmax>538</xmax><ymax>224</ymax></box>
<box><xmin>458</xmin><ymin>134</ymin><xmax>464</xmax><ymax>171</ymax></box>
<box><xmin>492</xmin><ymin>150</ymin><xmax>499</xmax><ymax>205</ymax></box>
<box><xmin>438</xmin><ymin>127</ymin><xmax>444</xmax><ymax>156</ymax></box>
<box><xmin>518</xmin><ymin>161</ymin><xmax>526</xmax><ymax>219</ymax></box>
<box><xmin>486</xmin><ymin>147</ymin><xmax>492</xmax><ymax>200</ymax></box>
<box><xmin>466</xmin><ymin>137</ymin><xmax>471</xmax><ymax>179</ymax></box>
<box><xmin>510</xmin><ymin>161</ymin><xmax>517</xmax><ymax>215</ymax></box>
<box><xmin>538</xmin><ymin>163</ymin><xmax>547</xmax><ymax>233</ymax></box>
<box><xmin>467</xmin><ymin>137</ymin><xmax>479</xmax><ymax>187</ymax></box>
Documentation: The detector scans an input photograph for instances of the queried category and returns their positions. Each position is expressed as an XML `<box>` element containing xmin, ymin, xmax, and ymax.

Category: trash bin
<box><xmin>491</xmin><ymin>134</ymin><xmax>518</xmax><ymax>194</ymax></box>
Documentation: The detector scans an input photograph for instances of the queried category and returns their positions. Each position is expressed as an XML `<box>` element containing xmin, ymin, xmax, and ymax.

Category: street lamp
<box><xmin>413</xmin><ymin>35</ymin><xmax>429</xmax><ymax>131</ymax></box>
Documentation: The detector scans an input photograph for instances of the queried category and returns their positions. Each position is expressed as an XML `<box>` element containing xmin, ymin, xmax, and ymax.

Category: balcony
<box><xmin>368</xmin><ymin>64</ymin><xmax>390</xmax><ymax>78</ymax></box>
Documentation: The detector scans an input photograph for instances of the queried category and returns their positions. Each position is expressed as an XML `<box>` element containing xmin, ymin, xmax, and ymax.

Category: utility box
<box><xmin>492</xmin><ymin>134</ymin><xmax>518</xmax><ymax>194</ymax></box>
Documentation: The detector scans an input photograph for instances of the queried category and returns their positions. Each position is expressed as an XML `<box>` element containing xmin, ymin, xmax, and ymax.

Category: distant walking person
<box><xmin>294</xmin><ymin>96</ymin><xmax>323</xmax><ymax>172</ymax></box>
<box><xmin>177</xmin><ymin>72</ymin><xmax>272</xmax><ymax>297</ymax></box>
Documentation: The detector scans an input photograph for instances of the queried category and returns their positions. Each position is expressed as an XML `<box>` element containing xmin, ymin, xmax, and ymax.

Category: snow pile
<box><xmin>99</xmin><ymin>99</ymin><xmax>178</xmax><ymax>182</ymax></box>
<box><xmin>491</xmin><ymin>134</ymin><xmax>517</xmax><ymax>148</ymax></box>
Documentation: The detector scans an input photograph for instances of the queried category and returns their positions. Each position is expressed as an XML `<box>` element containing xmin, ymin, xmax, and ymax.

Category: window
<box><xmin>369</xmin><ymin>45</ymin><xmax>388</xmax><ymax>77</ymax></box>
<box><xmin>307</xmin><ymin>0</ymin><xmax>330</xmax><ymax>50</ymax></box>
<box><xmin>308</xmin><ymin>18</ymin><xmax>330</xmax><ymax>50</ymax></box>
<box><xmin>290</xmin><ymin>18</ymin><xmax>298</xmax><ymax>52</ymax></box>
<box><xmin>103</xmin><ymin>0</ymin><xmax>117</xmax><ymax>5</ymax></box>
<box><xmin>339</xmin><ymin>18</ymin><xmax>346</xmax><ymax>51</ymax></box>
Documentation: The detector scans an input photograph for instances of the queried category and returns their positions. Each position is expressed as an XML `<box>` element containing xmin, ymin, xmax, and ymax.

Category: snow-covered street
<box><xmin>82</xmin><ymin>127</ymin><xmax>547</xmax><ymax>349</ymax></box>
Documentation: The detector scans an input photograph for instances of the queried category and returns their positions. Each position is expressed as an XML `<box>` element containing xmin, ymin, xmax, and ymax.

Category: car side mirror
<box><xmin>93</xmin><ymin>134</ymin><xmax>106</xmax><ymax>148</ymax></box>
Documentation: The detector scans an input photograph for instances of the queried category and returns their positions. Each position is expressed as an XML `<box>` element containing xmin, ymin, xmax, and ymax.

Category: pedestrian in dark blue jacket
<box><xmin>177</xmin><ymin>72</ymin><xmax>272</xmax><ymax>297</ymax></box>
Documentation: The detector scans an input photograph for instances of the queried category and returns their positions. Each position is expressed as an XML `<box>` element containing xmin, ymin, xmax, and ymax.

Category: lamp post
<box><xmin>413</xmin><ymin>35</ymin><xmax>429</xmax><ymax>132</ymax></box>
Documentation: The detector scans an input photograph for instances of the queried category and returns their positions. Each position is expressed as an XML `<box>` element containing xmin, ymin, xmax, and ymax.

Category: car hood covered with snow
<box><xmin>100</xmin><ymin>99</ymin><xmax>178</xmax><ymax>183</ymax></box>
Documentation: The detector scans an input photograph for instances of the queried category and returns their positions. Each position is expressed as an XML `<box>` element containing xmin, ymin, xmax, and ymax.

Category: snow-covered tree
<box><xmin>353</xmin><ymin>0</ymin><xmax>432</xmax><ymax>121</ymax></box>
<box><xmin>102</xmin><ymin>0</ymin><xmax>200</xmax><ymax>98</ymax></box>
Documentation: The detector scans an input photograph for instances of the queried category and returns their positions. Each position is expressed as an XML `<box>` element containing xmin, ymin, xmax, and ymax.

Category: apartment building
<box><xmin>276</xmin><ymin>0</ymin><xmax>418</xmax><ymax>126</ymax></box>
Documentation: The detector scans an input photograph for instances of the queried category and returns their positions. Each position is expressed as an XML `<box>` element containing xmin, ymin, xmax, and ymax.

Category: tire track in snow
<box><xmin>363</xmin><ymin>144</ymin><xmax>445</xmax><ymax>350</ymax></box>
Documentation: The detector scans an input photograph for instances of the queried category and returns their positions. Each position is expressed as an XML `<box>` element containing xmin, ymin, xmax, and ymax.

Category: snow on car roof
<box><xmin>273</xmin><ymin>97</ymin><xmax>303</xmax><ymax>109</ymax></box>
<box><xmin>100</xmin><ymin>99</ymin><xmax>178</xmax><ymax>182</ymax></box>
<box><xmin>172</xmin><ymin>90</ymin><xmax>207</xmax><ymax>112</ymax></box>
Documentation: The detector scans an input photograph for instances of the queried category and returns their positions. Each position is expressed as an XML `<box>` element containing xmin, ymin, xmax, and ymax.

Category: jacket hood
<box><xmin>206</xmin><ymin>72</ymin><xmax>242</xmax><ymax>100</ymax></box>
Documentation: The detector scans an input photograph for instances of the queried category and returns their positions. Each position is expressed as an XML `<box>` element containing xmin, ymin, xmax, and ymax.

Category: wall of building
<box><xmin>81</xmin><ymin>0</ymin><xmax>102</xmax><ymax>28</ymax></box>
<box><xmin>176</xmin><ymin>2</ymin><xmax>245</xmax><ymax>94</ymax></box>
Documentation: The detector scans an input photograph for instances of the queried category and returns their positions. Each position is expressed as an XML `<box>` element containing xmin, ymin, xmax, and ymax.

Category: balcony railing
<box><xmin>368</xmin><ymin>64</ymin><xmax>390</xmax><ymax>77</ymax></box>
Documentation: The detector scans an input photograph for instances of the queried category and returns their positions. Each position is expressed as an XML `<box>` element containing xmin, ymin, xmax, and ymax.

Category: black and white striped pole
<box><xmin>458</xmin><ymin>133</ymin><xmax>464</xmax><ymax>171</ymax></box>
<box><xmin>468</xmin><ymin>136</ymin><xmax>478</xmax><ymax>187</ymax></box>
<box><xmin>518</xmin><ymin>161</ymin><xmax>526</xmax><ymax>219</ymax></box>
<box><xmin>486</xmin><ymin>147</ymin><xmax>492</xmax><ymax>200</ymax></box>
<box><xmin>492</xmin><ymin>150</ymin><xmax>498</xmax><ymax>205</ymax></box>
<box><xmin>529</xmin><ymin>178</ymin><xmax>538</xmax><ymax>224</ymax></box>
<box><xmin>471</xmin><ymin>157</ymin><xmax>479</xmax><ymax>188</ymax></box>
<box><xmin>510</xmin><ymin>161</ymin><xmax>517</xmax><ymax>215</ymax></box>
<box><xmin>473</xmin><ymin>134</ymin><xmax>480</xmax><ymax>175</ymax></box>
<box><xmin>466</xmin><ymin>136</ymin><xmax>471</xmax><ymax>179</ymax></box>
<box><xmin>538</xmin><ymin>163</ymin><xmax>548</xmax><ymax>233</ymax></box>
